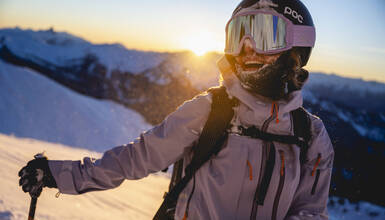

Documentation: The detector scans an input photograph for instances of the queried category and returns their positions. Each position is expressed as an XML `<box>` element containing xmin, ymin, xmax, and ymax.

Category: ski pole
<box><xmin>27</xmin><ymin>153</ymin><xmax>45</xmax><ymax>220</ymax></box>
<box><xmin>28</xmin><ymin>189</ymin><xmax>42</xmax><ymax>220</ymax></box>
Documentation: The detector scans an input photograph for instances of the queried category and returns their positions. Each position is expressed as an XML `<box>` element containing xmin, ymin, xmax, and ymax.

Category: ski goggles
<box><xmin>225</xmin><ymin>9</ymin><xmax>315</xmax><ymax>55</ymax></box>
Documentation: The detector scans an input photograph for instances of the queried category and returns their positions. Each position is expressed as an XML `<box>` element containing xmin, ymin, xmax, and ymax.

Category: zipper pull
<box><xmin>182</xmin><ymin>212</ymin><xmax>188</xmax><ymax>220</ymax></box>
<box><xmin>271</xmin><ymin>102</ymin><xmax>279</xmax><ymax>124</ymax></box>
<box><xmin>311</xmin><ymin>153</ymin><xmax>322</xmax><ymax>176</ymax></box>
<box><xmin>246</xmin><ymin>160</ymin><xmax>253</xmax><ymax>181</ymax></box>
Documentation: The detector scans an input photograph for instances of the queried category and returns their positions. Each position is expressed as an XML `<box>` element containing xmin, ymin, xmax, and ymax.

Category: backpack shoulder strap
<box><xmin>154</xmin><ymin>86</ymin><xmax>237</xmax><ymax>220</ymax></box>
<box><xmin>187</xmin><ymin>86</ymin><xmax>238</xmax><ymax>174</ymax></box>
<box><xmin>290</xmin><ymin>107</ymin><xmax>312</xmax><ymax>164</ymax></box>
<box><xmin>166</xmin><ymin>87</ymin><xmax>236</xmax><ymax>189</ymax></box>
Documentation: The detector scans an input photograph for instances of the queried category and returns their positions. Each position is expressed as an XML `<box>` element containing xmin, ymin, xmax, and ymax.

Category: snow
<box><xmin>350</xmin><ymin>122</ymin><xmax>384</xmax><ymax>141</ymax></box>
<box><xmin>0</xmin><ymin>60</ymin><xmax>152</xmax><ymax>151</ymax></box>
<box><xmin>88</xmin><ymin>44</ymin><xmax>166</xmax><ymax>77</ymax></box>
<box><xmin>328</xmin><ymin>197</ymin><xmax>385</xmax><ymax>220</ymax></box>
<box><xmin>0</xmin><ymin>133</ymin><xmax>169</xmax><ymax>220</ymax></box>
<box><xmin>0</xmin><ymin>134</ymin><xmax>383</xmax><ymax>220</ymax></box>
<box><xmin>302</xmin><ymin>89</ymin><xmax>318</xmax><ymax>104</ymax></box>
<box><xmin>0</xmin><ymin>28</ymin><xmax>166</xmax><ymax>76</ymax></box>
<box><xmin>307</xmin><ymin>73</ymin><xmax>385</xmax><ymax>94</ymax></box>
<box><xmin>337</xmin><ymin>111</ymin><xmax>350</xmax><ymax>122</ymax></box>
<box><xmin>302</xmin><ymin>91</ymin><xmax>385</xmax><ymax>141</ymax></box>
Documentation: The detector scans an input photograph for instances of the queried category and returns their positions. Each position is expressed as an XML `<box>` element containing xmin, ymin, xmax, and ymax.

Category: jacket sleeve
<box><xmin>48</xmin><ymin>94</ymin><xmax>212</xmax><ymax>195</ymax></box>
<box><xmin>285</xmin><ymin>117</ymin><xmax>334</xmax><ymax>220</ymax></box>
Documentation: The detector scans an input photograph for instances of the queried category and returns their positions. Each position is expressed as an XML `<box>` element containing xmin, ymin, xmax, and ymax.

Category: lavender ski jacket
<box><xmin>49</xmin><ymin>56</ymin><xmax>334</xmax><ymax>220</ymax></box>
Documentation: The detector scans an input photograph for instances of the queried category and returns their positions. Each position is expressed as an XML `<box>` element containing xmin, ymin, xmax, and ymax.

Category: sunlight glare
<box><xmin>180</xmin><ymin>31</ymin><xmax>222</xmax><ymax>56</ymax></box>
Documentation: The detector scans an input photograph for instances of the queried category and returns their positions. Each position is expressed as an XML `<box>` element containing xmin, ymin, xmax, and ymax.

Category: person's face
<box><xmin>234</xmin><ymin>38</ymin><xmax>300</xmax><ymax>72</ymax></box>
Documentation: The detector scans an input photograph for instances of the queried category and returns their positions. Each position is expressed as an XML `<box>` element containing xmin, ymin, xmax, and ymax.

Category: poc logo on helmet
<box><xmin>284</xmin><ymin>6</ymin><xmax>303</xmax><ymax>24</ymax></box>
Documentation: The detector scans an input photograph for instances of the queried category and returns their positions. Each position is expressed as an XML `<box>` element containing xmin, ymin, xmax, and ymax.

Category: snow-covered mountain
<box><xmin>0</xmin><ymin>28</ymin><xmax>166</xmax><ymax>76</ymax></box>
<box><xmin>0</xmin><ymin>59</ymin><xmax>151</xmax><ymax>151</ymax></box>
<box><xmin>304</xmin><ymin>73</ymin><xmax>385</xmax><ymax>142</ymax></box>
<box><xmin>0</xmin><ymin>27</ymin><xmax>384</xmax><ymax>209</ymax></box>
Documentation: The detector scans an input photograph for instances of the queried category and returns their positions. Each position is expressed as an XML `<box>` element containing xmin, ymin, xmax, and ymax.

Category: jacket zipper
<box><xmin>250</xmin><ymin>105</ymin><xmax>278</xmax><ymax>219</ymax></box>
<box><xmin>311</xmin><ymin>169</ymin><xmax>321</xmax><ymax>195</ymax></box>
<box><xmin>311</xmin><ymin>154</ymin><xmax>322</xmax><ymax>195</ymax></box>
<box><xmin>272</xmin><ymin>150</ymin><xmax>285</xmax><ymax>220</ymax></box>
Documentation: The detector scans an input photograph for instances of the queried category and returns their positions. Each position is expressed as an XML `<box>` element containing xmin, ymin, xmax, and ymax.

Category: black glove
<box><xmin>18</xmin><ymin>156</ymin><xmax>57</xmax><ymax>195</ymax></box>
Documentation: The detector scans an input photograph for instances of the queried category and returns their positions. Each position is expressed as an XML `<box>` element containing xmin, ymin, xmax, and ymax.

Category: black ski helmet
<box><xmin>229</xmin><ymin>0</ymin><xmax>315</xmax><ymax>67</ymax></box>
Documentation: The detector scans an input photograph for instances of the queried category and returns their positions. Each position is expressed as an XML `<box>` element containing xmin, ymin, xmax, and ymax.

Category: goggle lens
<box><xmin>226</xmin><ymin>13</ymin><xmax>288</xmax><ymax>54</ymax></box>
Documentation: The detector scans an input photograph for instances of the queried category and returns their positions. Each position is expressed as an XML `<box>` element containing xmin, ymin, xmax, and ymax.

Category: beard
<box><xmin>234</xmin><ymin>52</ymin><xmax>308</xmax><ymax>100</ymax></box>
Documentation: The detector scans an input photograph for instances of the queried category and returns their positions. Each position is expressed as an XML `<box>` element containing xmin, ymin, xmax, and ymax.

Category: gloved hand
<box><xmin>18</xmin><ymin>155</ymin><xmax>57</xmax><ymax>195</ymax></box>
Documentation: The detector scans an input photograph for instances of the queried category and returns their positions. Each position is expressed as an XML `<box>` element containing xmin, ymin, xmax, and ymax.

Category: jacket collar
<box><xmin>217</xmin><ymin>56</ymin><xmax>303</xmax><ymax>118</ymax></box>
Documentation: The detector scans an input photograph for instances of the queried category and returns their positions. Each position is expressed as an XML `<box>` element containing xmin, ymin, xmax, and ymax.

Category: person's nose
<box><xmin>242</xmin><ymin>38</ymin><xmax>270</xmax><ymax>62</ymax></box>
<box><xmin>242</xmin><ymin>38</ymin><xmax>256</xmax><ymax>56</ymax></box>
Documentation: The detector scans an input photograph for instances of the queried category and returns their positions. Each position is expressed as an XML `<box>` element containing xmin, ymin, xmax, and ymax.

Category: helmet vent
<box><xmin>249</xmin><ymin>0</ymin><xmax>278</xmax><ymax>10</ymax></box>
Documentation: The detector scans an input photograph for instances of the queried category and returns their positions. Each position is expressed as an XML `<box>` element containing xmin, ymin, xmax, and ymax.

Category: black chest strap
<box><xmin>237</xmin><ymin>108</ymin><xmax>312</xmax><ymax>206</ymax></box>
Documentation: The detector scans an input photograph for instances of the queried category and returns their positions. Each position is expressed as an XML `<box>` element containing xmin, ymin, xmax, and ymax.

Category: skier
<box><xmin>18</xmin><ymin>0</ymin><xmax>334</xmax><ymax>219</ymax></box>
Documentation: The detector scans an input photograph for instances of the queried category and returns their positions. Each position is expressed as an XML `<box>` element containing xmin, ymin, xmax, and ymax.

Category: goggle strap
<box><xmin>292</xmin><ymin>25</ymin><xmax>316</xmax><ymax>47</ymax></box>
<box><xmin>217</xmin><ymin>56</ymin><xmax>234</xmax><ymax>76</ymax></box>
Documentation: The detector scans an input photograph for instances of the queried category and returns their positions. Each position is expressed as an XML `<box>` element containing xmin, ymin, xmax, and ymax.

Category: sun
<box><xmin>180</xmin><ymin>31</ymin><xmax>222</xmax><ymax>56</ymax></box>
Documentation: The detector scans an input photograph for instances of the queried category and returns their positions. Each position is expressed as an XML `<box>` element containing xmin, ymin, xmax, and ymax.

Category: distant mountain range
<box><xmin>0</xmin><ymin>28</ymin><xmax>384</xmax><ymax>206</ymax></box>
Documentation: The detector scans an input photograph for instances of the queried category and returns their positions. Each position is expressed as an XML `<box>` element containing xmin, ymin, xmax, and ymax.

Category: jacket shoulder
<box><xmin>164</xmin><ymin>91</ymin><xmax>212</xmax><ymax>136</ymax></box>
<box><xmin>306</xmin><ymin>111</ymin><xmax>334</xmax><ymax>162</ymax></box>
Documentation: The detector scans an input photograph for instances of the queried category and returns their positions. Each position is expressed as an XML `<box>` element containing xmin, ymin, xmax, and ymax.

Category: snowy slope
<box><xmin>0</xmin><ymin>60</ymin><xmax>151</xmax><ymax>151</ymax></box>
<box><xmin>0</xmin><ymin>134</ymin><xmax>169</xmax><ymax>220</ymax></box>
<box><xmin>0</xmin><ymin>134</ymin><xmax>383</xmax><ymax>220</ymax></box>
<box><xmin>0</xmin><ymin>28</ymin><xmax>166</xmax><ymax>76</ymax></box>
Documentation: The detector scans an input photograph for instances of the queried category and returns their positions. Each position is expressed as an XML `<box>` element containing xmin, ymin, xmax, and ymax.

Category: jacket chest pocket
<box><xmin>274</xmin><ymin>144</ymin><xmax>301</xmax><ymax>183</ymax></box>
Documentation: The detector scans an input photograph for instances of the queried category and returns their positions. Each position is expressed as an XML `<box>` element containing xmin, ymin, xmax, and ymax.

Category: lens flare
<box><xmin>179</xmin><ymin>31</ymin><xmax>222</xmax><ymax>56</ymax></box>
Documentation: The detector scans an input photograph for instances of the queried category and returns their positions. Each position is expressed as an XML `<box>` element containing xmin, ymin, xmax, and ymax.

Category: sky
<box><xmin>0</xmin><ymin>0</ymin><xmax>384</xmax><ymax>83</ymax></box>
